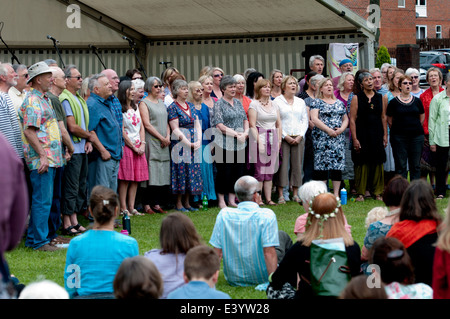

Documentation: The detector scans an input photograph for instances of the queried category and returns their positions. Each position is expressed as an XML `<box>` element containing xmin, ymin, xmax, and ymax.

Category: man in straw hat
<box><xmin>18</xmin><ymin>61</ymin><xmax>64</xmax><ymax>252</ymax></box>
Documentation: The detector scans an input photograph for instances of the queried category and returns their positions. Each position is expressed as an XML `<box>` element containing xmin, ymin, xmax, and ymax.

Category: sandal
<box><xmin>277</xmin><ymin>196</ymin><xmax>286</xmax><ymax>205</ymax></box>
<box><xmin>355</xmin><ymin>195</ymin><xmax>365</xmax><ymax>202</ymax></box>
<box><xmin>144</xmin><ymin>205</ymin><xmax>155</xmax><ymax>214</ymax></box>
<box><xmin>267</xmin><ymin>201</ymin><xmax>277</xmax><ymax>206</ymax></box>
<box><xmin>73</xmin><ymin>224</ymin><xmax>86</xmax><ymax>233</ymax></box>
<box><xmin>61</xmin><ymin>226</ymin><xmax>80</xmax><ymax>236</ymax></box>
<box><xmin>292</xmin><ymin>195</ymin><xmax>301</xmax><ymax>203</ymax></box>
<box><xmin>130</xmin><ymin>209</ymin><xmax>144</xmax><ymax>216</ymax></box>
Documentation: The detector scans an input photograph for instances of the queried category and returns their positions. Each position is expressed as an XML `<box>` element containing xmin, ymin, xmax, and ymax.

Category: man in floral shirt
<box><xmin>19</xmin><ymin>61</ymin><xmax>64</xmax><ymax>252</ymax></box>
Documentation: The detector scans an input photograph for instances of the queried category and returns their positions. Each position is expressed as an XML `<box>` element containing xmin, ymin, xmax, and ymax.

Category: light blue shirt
<box><xmin>62</xmin><ymin>99</ymin><xmax>86</xmax><ymax>154</ymax></box>
<box><xmin>64</xmin><ymin>230</ymin><xmax>139</xmax><ymax>298</ymax></box>
<box><xmin>167</xmin><ymin>281</ymin><xmax>231</xmax><ymax>299</ymax></box>
<box><xmin>209</xmin><ymin>201</ymin><xmax>279</xmax><ymax>286</ymax></box>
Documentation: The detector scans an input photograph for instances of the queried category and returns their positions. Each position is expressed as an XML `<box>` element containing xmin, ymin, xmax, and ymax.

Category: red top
<box><xmin>433</xmin><ymin>247</ymin><xmax>450</xmax><ymax>299</ymax></box>
<box><xmin>420</xmin><ymin>87</ymin><xmax>444</xmax><ymax>135</ymax></box>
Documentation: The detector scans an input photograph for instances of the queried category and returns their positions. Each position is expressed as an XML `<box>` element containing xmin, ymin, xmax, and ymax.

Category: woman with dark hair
<box><xmin>125</xmin><ymin>68</ymin><xmax>143</xmax><ymax>81</ymax></box>
<box><xmin>386</xmin><ymin>74</ymin><xmax>425</xmax><ymax>181</ymax></box>
<box><xmin>144</xmin><ymin>212</ymin><xmax>202</xmax><ymax>299</ymax></box>
<box><xmin>139</xmin><ymin>76</ymin><xmax>171</xmax><ymax>214</ymax></box>
<box><xmin>369</xmin><ymin>237</ymin><xmax>433</xmax><ymax>299</ymax></box>
<box><xmin>211</xmin><ymin>75</ymin><xmax>249</xmax><ymax>208</ymax></box>
<box><xmin>361</xmin><ymin>175</ymin><xmax>410</xmax><ymax>264</ymax></box>
<box><xmin>117</xmin><ymin>80</ymin><xmax>148</xmax><ymax>216</ymax></box>
<box><xmin>245</xmin><ymin>71</ymin><xmax>264</xmax><ymax>99</ymax></box>
<box><xmin>386</xmin><ymin>179</ymin><xmax>441</xmax><ymax>286</ymax></box>
<box><xmin>350</xmin><ymin>71</ymin><xmax>386</xmax><ymax>202</ymax></box>
<box><xmin>64</xmin><ymin>186</ymin><xmax>139</xmax><ymax>299</ymax></box>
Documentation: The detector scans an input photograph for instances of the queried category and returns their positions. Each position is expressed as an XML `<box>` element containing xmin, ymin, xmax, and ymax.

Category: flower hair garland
<box><xmin>306</xmin><ymin>196</ymin><xmax>341</xmax><ymax>238</ymax></box>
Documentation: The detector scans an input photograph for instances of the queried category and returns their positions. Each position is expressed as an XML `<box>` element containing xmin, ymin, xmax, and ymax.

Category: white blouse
<box><xmin>272</xmin><ymin>95</ymin><xmax>308</xmax><ymax>139</ymax></box>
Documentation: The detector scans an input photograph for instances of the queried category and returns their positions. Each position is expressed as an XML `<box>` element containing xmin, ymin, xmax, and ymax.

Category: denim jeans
<box><xmin>25</xmin><ymin>168</ymin><xmax>56</xmax><ymax>249</ymax></box>
<box><xmin>390</xmin><ymin>134</ymin><xmax>424</xmax><ymax>181</ymax></box>
<box><xmin>48</xmin><ymin>166</ymin><xmax>63</xmax><ymax>241</ymax></box>
<box><xmin>88</xmin><ymin>157</ymin><xmax>120</xmax><ymax>196</ymax></box>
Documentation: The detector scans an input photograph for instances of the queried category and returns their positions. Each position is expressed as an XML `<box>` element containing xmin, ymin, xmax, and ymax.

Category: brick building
<box><xmin>338</xmin><ymin>0</ymin><xmax>449</xmax><ymax>50</ymax></box>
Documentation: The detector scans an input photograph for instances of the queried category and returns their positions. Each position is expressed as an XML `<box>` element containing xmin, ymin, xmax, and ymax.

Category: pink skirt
<box><xmin>118</xmin><ymin>145</ymin><xmax>149</xmax><ymax>182</ymax></box>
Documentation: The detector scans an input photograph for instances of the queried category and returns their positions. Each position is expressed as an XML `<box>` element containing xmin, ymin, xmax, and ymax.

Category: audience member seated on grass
<box><xmin>294</xmin><ymin>180</ymin><xmax>351</xmax><ymax>239</ymax></box>
<box><xmin>64</xmin><ymin>186</ymin><xmax>139</xmax><ymax>299</ymax></box>
<box><xmin>209</xmin><ymin>175</ymin><xmax>280</xmax><ymax>287</ymax></box>
<box><xmin>361</xmin><ymin>175</ymin><xmax>410</xmax><ymax>265</ymax></box>
<box><xmin>113</xmin><ymin>256</ymin><xmax>163</xmax><ymax>299</ymax></box>
<box><xmin>386</xmin><ymin>179</ymin><xmax>441</xmax><ymax>287</ymax></box>
<box><xmin>339</xmin><ymin>275</ymin><xmax>387</xmax><ymax>299</ymax></box>
<box><xmin>433</xmin><ymin>200</ymin><xmax>450</xmax><ymax>299</ymax></box>
<box><xmin>369</xmin><ymin>237</ymin><xmax>433</xmax><ymax>299</ymax></box>
<box><xmin>18</xmin><ymin>280</ymin><xmax>69</xmax><ymax>299</ymax></box>
<box><xmin>144</xmin><ymin>212</ymin><xmax>202</xmax><ymax>298</ymax></box>
<box><xmin>168</xmin><ymin>245</ymin><xmax>231</xmax><ymax>299</ymax></box>
<box><xmin>267</xmin><ymin>193</ymin><xmax>361</xmax><ymax>299</ymax></box>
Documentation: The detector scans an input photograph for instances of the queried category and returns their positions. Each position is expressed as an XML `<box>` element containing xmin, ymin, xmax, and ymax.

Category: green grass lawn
<box><xmin>5</xmin><ymin>192</ymin><xmax>449</xmax><ymax>299</ymax></box>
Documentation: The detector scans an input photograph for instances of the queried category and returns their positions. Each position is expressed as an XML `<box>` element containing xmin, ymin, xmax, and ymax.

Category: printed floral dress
<box><xmin>167</xmin><ymin>101</ymin><xmax>203</xmax><ymax>195</ymax></box>
<box><xmin>310</xmin><ymin>99</ymin><xmax>346</xmax><ymax>171</ymax></box>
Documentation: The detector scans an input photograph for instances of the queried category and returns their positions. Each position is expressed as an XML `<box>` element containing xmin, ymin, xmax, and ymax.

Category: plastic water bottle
<box><xmin>340</xmin><ymin>188</ymin><xmax>347</xmax><ymax>205</ymax></box>
<box><xmin>202</xmin><ymin>194</ymin><xmax>208</xmax><ymax>211</ymax></box>
<box><xmin>122</xmin><ymin>213</ymin><xmax>131</xmax><ymax>235</ymax></box>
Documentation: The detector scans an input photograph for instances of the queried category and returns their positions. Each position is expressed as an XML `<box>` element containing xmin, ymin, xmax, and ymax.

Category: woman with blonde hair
<box><xmin>270</xmin><ymin>69</ymin><xmax>284</xmax><ymax>99</ymax></box>
<box><xmin>268</xmin><ymin>193</ymin><xmax>361</xmax><ymax>299</ymax></box>
<box><xmin>248</xmin><ymin>78</ymin><xmax>282</xmax><ymax>205</ymax></box>
<box><xmin>210</xmin><ymin>67</ymin><xmax>224</xmax><ymax>99</ymax></box>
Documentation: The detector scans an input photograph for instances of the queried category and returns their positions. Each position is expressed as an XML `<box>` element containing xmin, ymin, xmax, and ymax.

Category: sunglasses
<box><xmin>213</xmin><ymin>73</ymin><xmax>224</xmax><ymax>78</ymax></box>
<box><xmin>132</xmin><ymin>76</ymin><xmax>143</xmax><ymax>80</ymax></box>
<box><xmin>195</xmin><ymin>88</ymin><xmax>204</xmax><ymax>93</ymax></box>
<box><xmin>411</xmin><ymin>76</ymin><xmax>419</xmax><ymax>79</ymax></box>
<box><xmin>20</xmin><ymin>74</ymin><xmax>29</xmax><ymax>79</ymax></box>
<box><xmin>153</xmin><ymin>85</ymin><xmax>163</xmax><ymax>88</ymax></box>
<box><xmin>402</xmin><ymin>82</ymin><xmax>412</xmax><ymax>85</ymax></box>
<box><xmin>67</xmin><ymin>76</ymin><xmax>82</xmax><ymax>80</ymax></box>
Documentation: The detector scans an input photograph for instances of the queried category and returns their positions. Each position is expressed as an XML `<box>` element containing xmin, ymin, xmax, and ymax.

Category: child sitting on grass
<box><xmin>167</xmin><ymin>245</ymin><xmax>231</xmax><ymax>299</ymax></box>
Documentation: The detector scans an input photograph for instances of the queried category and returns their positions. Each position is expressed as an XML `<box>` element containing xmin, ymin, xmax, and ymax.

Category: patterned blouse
<box><xmin>211</xmin><ymin>97</ymin><xmax>247</xmax><ymax>151</ymax></box>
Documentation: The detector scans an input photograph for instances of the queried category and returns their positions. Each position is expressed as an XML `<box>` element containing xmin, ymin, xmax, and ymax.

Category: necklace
<box><xmin>399</xmin><ymin>95</ymin><xmax>411</xmax><ymax>102</ymax></box>
<box><xmin>260</xmin><ymin>99</ymin><xmax>270</xmax><ymax>107</ymax></box>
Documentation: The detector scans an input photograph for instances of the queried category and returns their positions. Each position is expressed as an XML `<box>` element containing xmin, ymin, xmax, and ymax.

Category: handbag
<box><xmin>309</xmin><ymin>238</ymin><xmax>351</xmax><ymax>297</ymax></box>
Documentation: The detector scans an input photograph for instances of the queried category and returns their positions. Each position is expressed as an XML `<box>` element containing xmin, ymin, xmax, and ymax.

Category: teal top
<box><xmin>429</xmin><ymin>90</ymin><xmax>450</xmax><ymax>147</ymax></box>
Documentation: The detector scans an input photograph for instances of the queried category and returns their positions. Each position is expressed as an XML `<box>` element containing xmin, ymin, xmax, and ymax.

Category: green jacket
<box><xmin>429</xmin><ymin>90</ymin><xmax>450</xmax><ymax>147</ymax></box>
<box><xmin>59</xmin><ymin>89</ymin><xmax>89</xmax><ymax>143</ymax></box>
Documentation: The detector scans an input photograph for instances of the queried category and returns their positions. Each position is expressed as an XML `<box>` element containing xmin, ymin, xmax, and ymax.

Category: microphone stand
<box><xmin>160</xmin><ymin>61</ymin><xmax>172</xmax><ymax>69</ymax></box>
<box><xmin>124</xmin><ymin>38</ymin><xmax>147</xmax><ymax>79</ymax></box>
<box><xmin>48</xmin><ymin>37</ymin><xmax>65</xmax><ymax>69</ymax></box>
<box><xmin>89</xmin><ymin>45</ymin><xmax>107</xmax><ymax>69</ymax></box>
<box><xmin>0</xmin><ymin>22</ymin><xmax>20</xmax><ymax>64</ymax></box>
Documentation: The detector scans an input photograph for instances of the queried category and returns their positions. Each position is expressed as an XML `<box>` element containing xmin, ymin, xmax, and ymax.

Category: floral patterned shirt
<box><xmin>19</xmin><ymin>88</ymin><xmax>63</xmax><ymax>170</ymax></box>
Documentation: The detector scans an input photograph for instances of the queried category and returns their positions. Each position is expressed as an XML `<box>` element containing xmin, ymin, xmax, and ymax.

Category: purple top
<box><xmin>0</xmin><ymin>133</ymin><xmax>28</xmax><ymax>256</ymax></box>
<box><xmin>144</xmin><ymin>248</ymin><xmax>186</xmax><ymax>299</ymax></box>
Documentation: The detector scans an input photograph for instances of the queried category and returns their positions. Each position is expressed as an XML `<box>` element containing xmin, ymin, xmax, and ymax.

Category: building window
<box><xmin>416</xmin><ymin>0</ymin><xmax>427</xmax><ymax>17</ymax></box>
<box><xmin>416</xmin><ymin>25</ymin><xmax>427</xmax><ymax>39</ymax></box>
<box><xmin>398</xmin><ymin>0</ymin><xmax>405</xmax><ymax>7</ymax></box>
<box><xmin>436</xmin><ymin>25</ymin><xmax>442</xmax><ymax>39</ymax></box>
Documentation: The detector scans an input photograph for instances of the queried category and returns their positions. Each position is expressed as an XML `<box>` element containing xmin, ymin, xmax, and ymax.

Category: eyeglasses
<box><xmin>402</xmin><ymin>82</ymin><xmax>412</xmax><ymax>85</ymax></box>
<box><xmin>132</xmin><ymin>77</ymin><xmax>143</xmax><ymax>80</ymax></box>
<box><xmin>195</xmin><ymin>88</ymin><xmax>204</xmax><ymax>93</ymax></box>
<box><xmin>213</xmin><ymin>73</ymin><xmax>224</xmax><ymax>78</ymax></box>
<box><xmin>153</xmin><ymin>85</ymin><xmax>163</xmax><ymax>88</ymax></box>
<box><xmin>67</xmin><ymin>76</ymin><xmax>82</xmax><ymax>80</ymax></box>
<box><xmin>411</xmin><ymin>76</ymin><xmax>419</xmax><ymax>79</ymax></box>
<box><xmin>20</xmin><ymin>74</ymin><xmax>29</xmax><ymax>79</ymax></box>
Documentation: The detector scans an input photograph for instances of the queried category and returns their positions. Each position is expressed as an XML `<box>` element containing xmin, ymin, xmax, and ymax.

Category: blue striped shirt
<box><xmin>0</xmin><ymin>92</ymin><xmax>24</xmax><ymax>158</ymax></box>
<box><xmin>209</xmin><ymin>201</ymin><xmax>279</xmax><ymax>286</ymax></box>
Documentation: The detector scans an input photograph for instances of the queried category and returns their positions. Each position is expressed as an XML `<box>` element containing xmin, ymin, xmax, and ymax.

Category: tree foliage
<box><xmin>375</xmin><ymin>46</ymin><xmax>391</xmax><ymax>69</ymax></box>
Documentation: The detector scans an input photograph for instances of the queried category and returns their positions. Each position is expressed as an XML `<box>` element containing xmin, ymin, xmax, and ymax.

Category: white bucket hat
<box><xmin>27</xmin><ymin>61</ymin><xmax>52</xmax><ymax>84</ymax></box>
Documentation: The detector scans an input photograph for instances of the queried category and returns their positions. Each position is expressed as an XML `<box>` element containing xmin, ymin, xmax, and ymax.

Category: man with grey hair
<box><xmin>210</xmin><ymin>175</ymin><xmax>280</xmax><ymax>286</ymax></box>
<box><xmin>86</xmin><ymin>73</ymin><xmax>122</xmax><ymax>193</ymax></box>
<box><xmin>60</xmin><ymin>65</ymin><xmax>93</xmax><ymax>230</ymax></box>
<box><xmin>8</xmin><ymin>64</ymin><xmax>29</xmax><ymax>115</ymax></box>
<box><xmin>370</xmin><ymin>67</ymin><xmax>388</xmax><ymax>96</ymax></box>
<box><xmin>0</xmin><ymin>63</ymin><xmax>23</xmax><ymax>159</ymax></box>
<box><xmin>299</xmin><ymin>55</ymin><xmax>325</xmax><ymax>92</ymax></box>
<box><xmin>19</xmin><ymin>61</ymin><xmax>64</xmax><ymax>251</ymax></box>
